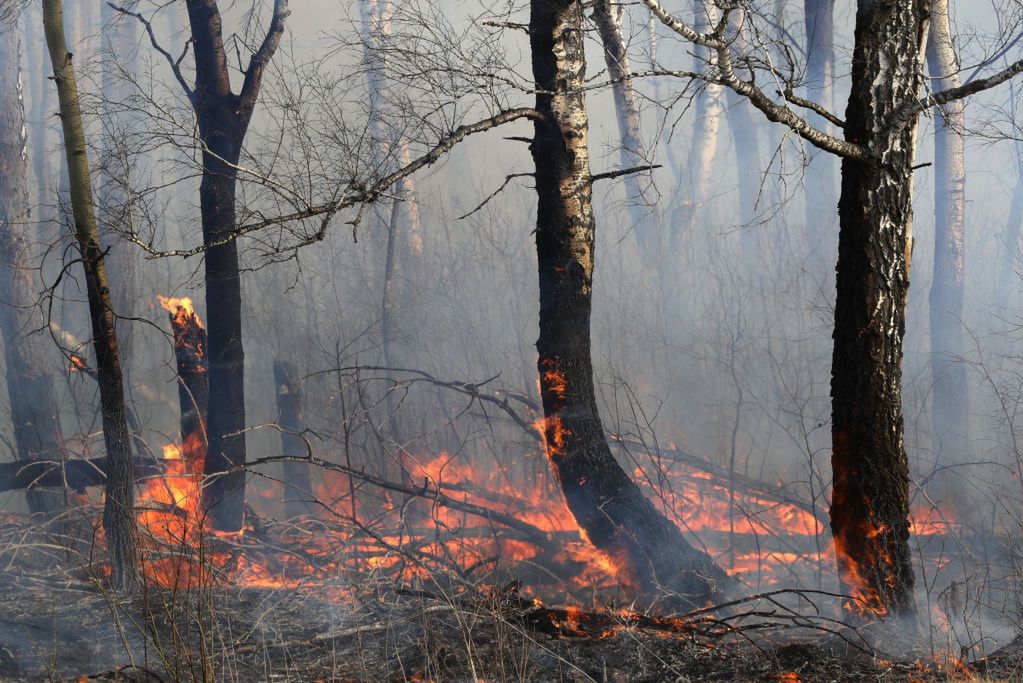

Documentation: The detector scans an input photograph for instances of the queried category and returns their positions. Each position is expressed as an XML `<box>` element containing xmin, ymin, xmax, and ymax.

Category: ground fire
<box><xmin>5</xmin><ymin>0</ymin><xmax>1023</xmax><ymax>680</ymax></box>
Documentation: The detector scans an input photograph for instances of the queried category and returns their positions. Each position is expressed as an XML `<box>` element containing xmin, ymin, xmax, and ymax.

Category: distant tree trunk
<box><xmin>99</xmin><ymin>1</ymin><xmax>138</xmax><ymax>372</ymax></box>
<box><xmin>830</xmin><ymin>0</ymin><xmax>927</xmax><ymax>618</ymax></box>
<box><xmin>530</xmin><ymin>0</ymin><xmax>731</xmax><ymax>609</ymax></box>
<box><xmin>0</xmin><ymin>24</ymin><xmax>66</xmax><ymax>515</ymax></box>
<box><xmin>592</xmin><ymin>0</ymin><xmax>659</xmax><ymax>258</ymax></box>
<box><xmin>273</xmin><ymin>360</ymin><xmax>313</xmax><ymax>518</ymax></box>
<box><xmin>925</xmin><ymin>0</ymin><xmax>968</xmax><ymax>477</ymax></box>
<box><xmin>185</xmin><ymin>0</ymin><xmax>289</xmax><ymax>531</ymax></box>
<box><xmin>803</xmin><ymin>0</ymin><xmax>838</xmax><ymax>253</ymax></box>
<box><xmin>675</xmin><ymin>0</ymin><xmax>723</xmax><ymax>250</ymax></box>
<box><xmin>725</xmin><ymin>82</ymin><xmax>762</xmax><ymax>242</ymax></box>
<box><xmin>42</xmin><ymin>0</ymin><xmax>137</xmax><ymax>590</ymax></box>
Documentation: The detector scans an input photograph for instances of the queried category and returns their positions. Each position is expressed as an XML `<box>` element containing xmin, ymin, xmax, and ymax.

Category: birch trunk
<box><xmin>592</xmin><ymin>0</ymin><xmax>658</xmax><ymax>258</ymax></box>
<box><xmin>42</xmin><ymin>0</ymin><xmax>138</xmax><ymax>590</ymax></box>
<box><xmin>530</xmin><ymin>0</ymin><xmax>731</xmax><ymax>609</ymax></box>
<box><xmin>830</xmin><ymin>0</ymin><xmax>929</xmax><ymax>618</ymax></box>
<box><xmin>925</xmin><ymin>0</ymin><xmax>968</xmax><ymax>477</ymax></box>
<box><xmin>0</xmin><ymin>24</ymin><xmax>66</xmax><ymax>515</ymax></box>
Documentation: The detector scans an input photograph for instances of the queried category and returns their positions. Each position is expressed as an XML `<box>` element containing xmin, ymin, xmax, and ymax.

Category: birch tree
<box><xmin>641</xmin><ymin>0</ymin><xmax>1023</xmax><ymax>616</ymax></box>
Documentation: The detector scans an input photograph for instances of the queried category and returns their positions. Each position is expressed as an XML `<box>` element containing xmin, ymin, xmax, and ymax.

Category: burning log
<box><xmin>158</xmin><ymin>296</ymin><xmax>208</xmax><ymax>471</ymax></box>
<box><xmin>273</xmin><ymin>360</ymin><xmax>313</xmax><ymax>518</ymax></box>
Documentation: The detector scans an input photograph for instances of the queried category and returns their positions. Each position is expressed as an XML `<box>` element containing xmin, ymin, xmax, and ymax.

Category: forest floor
<box><xmin>1</xmin><ymin>568</ymin><xmax>1019</xmax><ymax>683</ymax></box>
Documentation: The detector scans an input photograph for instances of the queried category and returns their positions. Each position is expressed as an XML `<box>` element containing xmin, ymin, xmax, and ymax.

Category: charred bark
<box><xmin>273</xmin><ymin>360</ymin><xmax>313</xmax><ymax>518</ymax></box>
<box><xmin>184</xmin><ymin>0</ymin><xmax>289</xmax><ymax>531</ymax></box>
<box><xmin>163</xmin><ymin>300</ymin><xmax>208</xmax><ymax>470</ymax></box>
<box><xmin>530</xmin><ymin>0</ymin><xmax>731</xmax><ymax>609</ymax></box>
<box><xmin>42</xmin><ymin>0</ymin><xmax>138</xmax><ymax>590</ymax></box>
<box><xmin>830</xmin><ymin>0</ymin><xmax>927</xmax><ymax>618</ymax></box>
<box><xmin>0</xmin><ymin>25</ymin><xmax>66</xmax><ymax>515</ymax></box>
<box><xmin>925</xmin><ymin>0</ymin><xmax>969</xmax><ymax>481</ymax></box>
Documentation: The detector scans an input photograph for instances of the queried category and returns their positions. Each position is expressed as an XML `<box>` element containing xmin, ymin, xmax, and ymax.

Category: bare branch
<box><xmin>239</xmin><ymin>0</ymin><xmax>291</xmax><ymax>113</ymax></box>
<box><xmin>108</xmin><ymin>3</ymin><xmax>195</xmax><ymax>104</ymax></box>
<box><xmin>590</xmin><ymin>163</ymin><xmax>662</xmax><ymax>182</ymax></box>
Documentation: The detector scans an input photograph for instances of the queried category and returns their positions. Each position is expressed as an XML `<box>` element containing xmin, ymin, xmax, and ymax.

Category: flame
<box><xmin>68</xmin><ymin>354</ymin><xmax>88</xmax><ymax>372</ymax></box>
<box><xmin>158</xmin><ymin>295</ymin><xmax>203</xmax><ymax>327</ymax></box>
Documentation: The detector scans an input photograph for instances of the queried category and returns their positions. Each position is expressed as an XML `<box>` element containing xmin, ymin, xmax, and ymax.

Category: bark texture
<box><xmin>925</xmin><ymin>0</ymin><xmax>968</xmax><ymax>477</ymax></box>
<box><xmin>0</xmin><ymin>26</ymin><xmax>66</xmax><ymax>515</ymax></box>
<box><xmin>530</xmin><ymin>0</ymin><xmax>731</xmax><ymax>610</ymax></box>
<box><xmin>185</xmin><ymin>0</ymin><xmax>289</xmax><ymax>530</ymax></box>
<box><xmin>42</xmin><ymin>0</ymin><xmax>138</xmax><ymax>590</ymax></box>
<box><xmin>830</xmin><ymin>0</ymin><xmax>928</xmax><ymax>618</ymax></box>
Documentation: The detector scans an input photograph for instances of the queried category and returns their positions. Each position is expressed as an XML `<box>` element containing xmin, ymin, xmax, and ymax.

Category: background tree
<box><xmin>0</xmin><ymin>17</ymin><xmax>66</xmax><ymax>515</ymax></box>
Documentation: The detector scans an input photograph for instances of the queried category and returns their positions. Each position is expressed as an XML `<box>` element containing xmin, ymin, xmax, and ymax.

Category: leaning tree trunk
<box><xmin>925</xmin><ymin>0</ymin><xmax>968</xmax><ymax>482</ymax></box>
<box><xmin>803</xmin><ymin>0</ymin><xmax>838</xmax><ymax>255</ymax></box>
<box><xmin>529</xmin><ymin>0</ymin><xmax>731</xmax><ymax>610</ymax></box>
<box><xmin>0</xmin><ymin>23</ymin><xmax>66</xmax><ymax>515</ymax></box>
<box><xmin>42</xmin><ymin>0</ymin><xmax>137</xmax><ymax>590</ymax></box>
<box><xmin>830</xmin><ymin>0</ymin><xmax>928</xmax><ymax>618</ymax></box>
<box><xmin>185</xmin><ymin>0</ymin><xmax>289</xmax><ymax>531</ymax></box>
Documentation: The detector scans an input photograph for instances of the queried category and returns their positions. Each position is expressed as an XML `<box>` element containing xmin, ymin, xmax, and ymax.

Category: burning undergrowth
<box><xmin>1</xmin><ymin>304</ymin><xmax>1021</xmax><ymax>679</ymax></box>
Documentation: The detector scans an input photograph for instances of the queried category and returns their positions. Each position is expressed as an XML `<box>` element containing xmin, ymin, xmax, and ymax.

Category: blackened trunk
<box><xmin>926</xmin><ymin>0</ymin><xmax>968</xmax><ymax>479</ymax></box>
<box><xmin>0</xmin><ymin>26</ymin><xmax>65</xmax><ymax>515</ymax></box>
<box><xmin>185</xmin><ymin>0</ymin><xmax>288</xmax><ymax>530</ymax></box>
<box><xmin>199</xmin><ymin>142</ymin><xmax>247</xmax><ymax>531</ymax></box>
<box><xmin>273</xmin><ymin>360</ymin><xmax>313</xmax><ymax>518</ymax></box>
<box><xmin>530</xmin><ymin>0</ymin><xmax>731</xmax><ymax>609</ymax></box>
<box><xmin>164</xmin><ymin>301</ymin><xmax>208</xmax><ymax>470</ymax></box>
<box><xmin>830</xmin><ymin>0</ymin><xmax>927</xmax><ymax>618</ymax></box>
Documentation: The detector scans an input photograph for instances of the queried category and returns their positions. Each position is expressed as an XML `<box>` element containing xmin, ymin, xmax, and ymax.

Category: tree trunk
<box><xmin>0</xmin><ymin>24</ymin><xmax>66</xmax><ymax>515</ymax></box>
<box><xmin>99</xmin><ymin>1</ymin><xmax>138</xmax><ymax>372</ymax></box>
<box><xmin>592</xmin><ymin>0</ymin><xmax>658</xmax><ymax>259</ymax></box>
<box><xmin>676</xmin><ymin>0</ymin><xmax>724</xmax><ymax>250</ymax></box>
<box><xmin>42</xmin><ymin>0</ymin><xmax>137</xmax><ymax>590</ymax></box>
<box><xmin>162</xmin><ymin>299</ymin><xmax>209</xmax><ymax>471</ymax></box>
<box><xmin>925</xmin><ymin>0</ymin><xmax>968</xmax><ymax>480</ymax></box>
<box><xmin>803</xmin><ymin>0</ymin><xmax>838</xmax><ymax>255</ymax></box>
<box><xmin>185</xmin><ymin>0</ymin><xmax>289</xmax><ymax>531</ymax></box>
<box><xmin>529</xmin><ymin>0</ymin><xmax>731</xmax><ymax>609</ymax></box>
<box><xmin>273</xmin><ymin>360</ymin><xmax>313</xmax><ymax>518</ymax></box>
<box><xmin>830</xmin><ymin>0</ymin><xmax>927</xmax><ymax>618</ymax></box>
